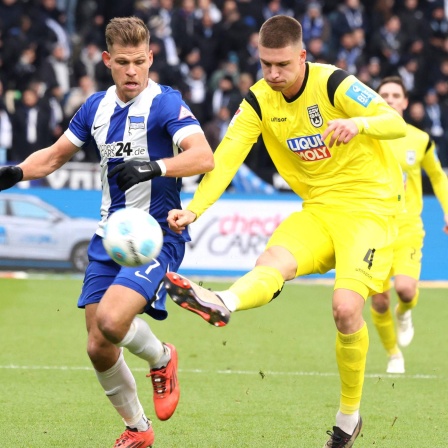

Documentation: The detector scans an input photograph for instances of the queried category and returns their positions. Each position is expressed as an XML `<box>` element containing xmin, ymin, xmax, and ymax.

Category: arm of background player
<box><xmin>421</xmin><ymin>140</ymin><xmax>448</xmax><ymax>231</ymax></box>
<box><xmin>18</xmin><ymin>134</ymin><xmax>80</xmax><ymax>180</ymax></box>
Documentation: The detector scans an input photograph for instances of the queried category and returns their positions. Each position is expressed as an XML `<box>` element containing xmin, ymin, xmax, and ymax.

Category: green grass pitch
<box><xmin>0</xmin><ymin>276</ymin><xmax>447</xmax><ymax>447</ymax></box>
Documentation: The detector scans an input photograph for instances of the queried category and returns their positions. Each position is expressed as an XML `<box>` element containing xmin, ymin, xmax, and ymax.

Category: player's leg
<box><xmin>97</xmin><ymin>285</ymin><xmax>178</xmax><ymax>421</ymax></box>
<box><xmin>105</xmin><ymin>242</ymin><xmax>185</xmax><ymax>421</ymax></box>
<box><xmin>324</xmin><ymin>286</ymin><xmax>365</xmax><ymax>447</ymax></box>
<box><xmin>85</xmin><ymin>304</ymin><xmax>154</xmax><ymax>447</ymax></box>
<box><xmin>164</xmin><ymin>253</ymin><xmax>288</xmax><ymax>325</ymax></box>
<box><xmin>394</xmin><ymin>274</ymin><xmax>418</xmax><ymax>347</ymax></box>
<box><xmin>391</xmin><ymin>219</ymin><xmax>423</xmax><ymax>347</ymax></box>
<box><xmin>371</xmin><ymin>287</ymin><xmax>404</xmax><ymax>373</ymax></box>
<box><xmin>164</xmin><ymin>210</ymin><xmax>334</xmax><ymax>325</ymax></box>
<box><xmin>324</xmin><ymin>210</ymin><xmax>397</xmax><ymax>447</ymax></box>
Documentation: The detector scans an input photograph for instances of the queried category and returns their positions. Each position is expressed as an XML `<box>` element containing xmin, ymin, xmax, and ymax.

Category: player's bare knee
<box><xmin>256</xmin><ymin>247</ymin><xmax>296</xmax><ymax>280</ymax></box>
<box><xmin>87</xmin><ymin>337</ymin><xmax>111</xmax><ymax>365</ymax></box>
<box><xmin>333</xmin><ymin>302</ymin><xmax>360</xmax><ymax>332</ymax></box>
<box><xmin>395</xmin><ymin>284</ymin><xmax>416</xmax><ymax>302</ymax></box>
<box><xmin>97</xmin><ymin>313</ymin><xmax>127</xmax><ymax>344</ymax></box>
<box><xmin>371</xmin><ymin>293</ymin><xmax>390</xmax><ymax>313</ymax></box>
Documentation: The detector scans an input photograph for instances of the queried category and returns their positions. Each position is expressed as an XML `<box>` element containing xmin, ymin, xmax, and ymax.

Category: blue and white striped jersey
<box><xmin>64</xmin><ymin>80</ymin><xmax>203</xmax><ymax>245</ymax></box>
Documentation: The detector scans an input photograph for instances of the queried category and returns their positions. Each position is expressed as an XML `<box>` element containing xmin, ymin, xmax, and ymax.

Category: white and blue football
<box><xmin>102</xmin><ymin>208</ymin><xmax>163</xmax><ymax>267</ymax></box>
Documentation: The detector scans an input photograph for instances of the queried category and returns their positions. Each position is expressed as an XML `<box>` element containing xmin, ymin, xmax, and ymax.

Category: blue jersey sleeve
<box><xmin>154</xmin><ymin>89</ymin><xmax>201</xmax><ymax>138</ymax></box>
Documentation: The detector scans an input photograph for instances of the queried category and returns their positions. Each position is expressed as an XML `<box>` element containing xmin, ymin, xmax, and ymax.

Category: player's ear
<box><xmin>102</xmin><ymin>51</ymin><xmax>111</xmax><ymax>69</ymax></box>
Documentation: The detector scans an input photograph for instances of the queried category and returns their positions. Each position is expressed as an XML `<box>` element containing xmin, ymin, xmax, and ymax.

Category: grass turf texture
<box><xmin>0</xmin><ymin>276</ymin><xmax>447</xmax><ymax>447</ymax></box>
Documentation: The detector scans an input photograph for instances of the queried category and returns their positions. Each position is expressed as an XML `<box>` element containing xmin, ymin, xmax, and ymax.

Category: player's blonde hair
<box><xmin>105</xmin><ymin>17</ymin><xmax>150</xmax><ymax>51</ymax></box>
<box><xmin>259</xmin><ymin>15</ymin><xmax>302</xmax><ymax>48</ymax></box>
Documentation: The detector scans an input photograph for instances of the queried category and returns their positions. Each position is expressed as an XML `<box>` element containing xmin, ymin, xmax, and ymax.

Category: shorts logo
<box><xmin>406</xmin><ymin>150</ymin><xmax>416</xmax><ymax>165</ymax></box>
<box><xmin>363</xmin><ymin>248</ymin><xmax>376</xmax><ymax>270</ymax></box>
<box><xmin>286</xmin><ymin>134</ymin><xmax>331</xmax><ymax>161</ymax></box>
<box><xmin>129</xmin><ymin>116</ymin><xmax>145</xmax><ymax>131</ymax></box>
<box><xmin>346</xmin><ymin>82</ymin><xmax>375</xmax><ymax>107</ymax></box>
<box><xmin>307</xmin><ymin>104</ymin><xmax>323</xmax><ymax>127</ymax></box>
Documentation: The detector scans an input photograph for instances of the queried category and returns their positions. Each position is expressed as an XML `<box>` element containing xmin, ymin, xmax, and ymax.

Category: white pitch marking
<box><xmin>0</xmin><ymin>364</ymin><xmax>439</xmax><ymax>379</ymax></box>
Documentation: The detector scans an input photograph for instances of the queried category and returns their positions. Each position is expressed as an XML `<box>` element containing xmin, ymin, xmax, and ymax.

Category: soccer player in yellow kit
<box><xmin>371</xmin><ymin>77</ymin><xmax>448</xmax><ymax>374</ymax></box>
<box><xmin>164</xmin><ymin>16</ymin><xmax>406</xmax><ymax>447</ymax></box>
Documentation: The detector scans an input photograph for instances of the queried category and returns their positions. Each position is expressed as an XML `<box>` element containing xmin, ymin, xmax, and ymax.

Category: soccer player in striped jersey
<box><xmin>371</xmin><ymin>77</ymin><xmax>448</xmax><ymax>374</ymax></box>
<box><xmin>164</xmin><ymin>15</ymin><xmax>407</xmax><ymax>447</ymax></box>
<box><xmin>0</xmin><ymin>17</ymin><xmax>214</xmax><ymax>448</ymax></box>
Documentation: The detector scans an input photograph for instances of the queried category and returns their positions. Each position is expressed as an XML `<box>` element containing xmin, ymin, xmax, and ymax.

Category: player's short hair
<box><xmin>105</xmin><ymin>17</ymin><xmax>150</xmax><ymax>51</ymax></box>
<box><xmin>377</xmin><ymin>76</ymin><xmax>408</xmax><ymax>98</ymax></box>
<box><xmin>259</xmin><ymin>15</ymin><xmax>302</xmax><ymax>48</ymax></box>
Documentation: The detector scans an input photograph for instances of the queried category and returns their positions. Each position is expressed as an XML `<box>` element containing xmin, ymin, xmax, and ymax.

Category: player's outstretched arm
<box><xmin>108</xmin><ymin>133</ymin><xmax>214</xmax><ymax>191</ymax></box>
<box><xmin>0</xmin><ymin>135</ymin><xmax>79</xmax><ymax>191</ymax></box>
<box><xmin>167</xmin><ymin>209</ymin><xmax>197</xmax><ymax>234</ymax></box>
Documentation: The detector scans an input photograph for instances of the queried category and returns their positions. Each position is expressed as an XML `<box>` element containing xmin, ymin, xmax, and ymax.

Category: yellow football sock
<box><xmin>336</xmin><ymin>323</ymin><xmax>369</xmax><ymax>414</ymax></box>
<box><xmin>229</xmin><ymin>266</ymin><xmax>284</xmax><ymax>311</ymax></box>
<box><xmin>397</xmin><ymin>290</ymin><xmax>419</xmax><ymax>314</ymax></box>
<box><xmin>370</xmin><ymin>307</ymin><xmax>399</xmax><ymax>356</ymax></box>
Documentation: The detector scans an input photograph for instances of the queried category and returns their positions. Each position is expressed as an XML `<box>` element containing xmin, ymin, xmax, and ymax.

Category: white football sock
<box><xmin>336</xmin><ymin>410</ymin><xmax>360</xmax><ymax>435</ymax></box>
<box><xmin>95</xmin><ymin>350</ymin><xmax>149</xmax><ymax>430</ymax></box>
<box><xmin>215</xmin><ymin>290</ymin><xmax>238</xmax><ymax>312</ymax></box>
<box><xmin>118</xmin><ymin>317</ymin><xmax>169</xmax><ymax>369</ymax></box>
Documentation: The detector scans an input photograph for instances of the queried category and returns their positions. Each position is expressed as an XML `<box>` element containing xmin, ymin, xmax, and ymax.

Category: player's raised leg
<box><xmin>164</xmin><ymin>263</ymin><xmax>285</xmax><ymax>327</ymax></box>
<box><xmin>164</xmin><ymin>272</ymin><xmax>231</xmax><ymax>326</ymax></box>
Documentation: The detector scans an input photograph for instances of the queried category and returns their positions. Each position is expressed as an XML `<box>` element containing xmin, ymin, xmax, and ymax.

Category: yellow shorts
<box><xmin>266</xmin><ymin>206</ymin><xmax>398</xmax><ymax>299</ymax></box>
<box><xmin>382</xmin><ymin>216</ymin><xmax>424</xmax><ymax>291</ymax></box>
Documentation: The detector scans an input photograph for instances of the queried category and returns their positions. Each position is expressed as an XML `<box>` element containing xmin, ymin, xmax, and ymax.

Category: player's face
<box><xmin>378</xmin><ymin>82</ymin><xmax>408</xmax><ymax>116</ymax></box>
<box><xmin>103</xmin><ymin>42</ymin><xmax>153</xmax><ymax>103</ymax></box>
<box><xmin>259</xmin><ymin>43</ymin><xmax>306</xmax><ymax>99</ymax></box>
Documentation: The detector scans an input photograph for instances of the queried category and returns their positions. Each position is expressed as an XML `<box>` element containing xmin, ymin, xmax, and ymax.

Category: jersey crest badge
<box><xmin>307</xmin><ymin>104</ymin><xmax>323</xmax><ymax>128</ymax></box>
<box><xmin>406</xmin><ymin>150</ymin><xmax>416</xmax><ymax>165</ymax></box>
<box><xmin>129</xmin><ymin>116</ymin><xmax>145</xmax><ymax>131</ymax></box>
<box><xmin>178</xmin><ymin>105</ymin><xmax>196</xmax><ymax>120</ymax></box>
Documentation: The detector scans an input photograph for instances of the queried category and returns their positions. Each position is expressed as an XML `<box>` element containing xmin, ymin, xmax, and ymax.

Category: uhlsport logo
<box><xmin>287</xmin><ymin>134</ymin><xmax>331</xmax><ymax>161</ymax></box>
<box><xmin>307</xmin><ymin>104</ymin><xmax>323</xmax><ymax>127</ymax></box>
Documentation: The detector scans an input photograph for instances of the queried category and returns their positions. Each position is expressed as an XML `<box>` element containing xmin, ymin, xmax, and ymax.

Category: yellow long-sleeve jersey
<box><xmin>188</xmin><ymin>62</ymin><xmax>406</xmax><ymax>217</ymax></box>
<box><xmin>389</xmin><ymin>123</ymin><xmax>448</xmax><ymax>221</ymax></box>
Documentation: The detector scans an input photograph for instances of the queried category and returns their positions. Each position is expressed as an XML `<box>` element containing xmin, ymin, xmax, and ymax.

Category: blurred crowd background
<box><xmin>1</xmin><ymin>0</ymin><xmax>448</xmax><ymax>189</ymax></box>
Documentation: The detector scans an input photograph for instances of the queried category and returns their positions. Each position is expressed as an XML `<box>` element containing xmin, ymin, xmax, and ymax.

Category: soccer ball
<box><xmin>102</xmin><ymin>208</ymin><xmax>163</xmax><ymax>267</ymax></box>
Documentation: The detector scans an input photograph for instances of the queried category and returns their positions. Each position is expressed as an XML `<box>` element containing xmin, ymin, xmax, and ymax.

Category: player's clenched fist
<box><xmin>108</xmin><ymin>160</ymin><xmax>162</xmax><ymax>191</ymax></box>
<box><xmin>167</xmin><ymin>209</ymin><xmax>197</xmax><ymax>234</ymax></box>
<box><xmin>0</xmin><ymin>166</ymin><xmax>23</xmax><ymax>191</ymax></box>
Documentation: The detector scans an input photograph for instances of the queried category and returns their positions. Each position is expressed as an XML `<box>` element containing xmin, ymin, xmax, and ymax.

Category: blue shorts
<box><xmin>78</xmin><ymin>234</ymin><xmax>185</xmax><ymax>320</ymax></box>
